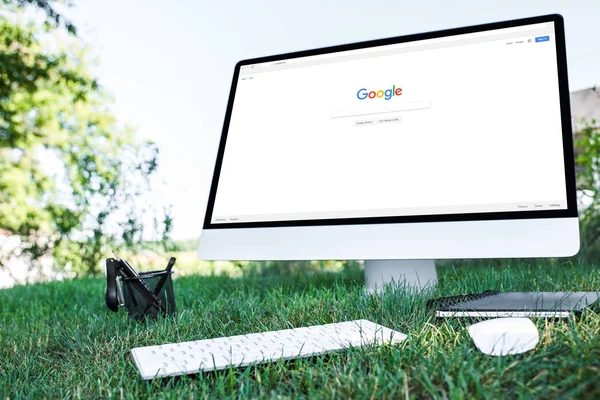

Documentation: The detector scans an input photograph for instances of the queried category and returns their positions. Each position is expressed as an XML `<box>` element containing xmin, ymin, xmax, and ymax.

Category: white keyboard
<box><xmin>131</xmin><ymin>319</ymin><xmax>406</xmax><ymax>379</ymax></box>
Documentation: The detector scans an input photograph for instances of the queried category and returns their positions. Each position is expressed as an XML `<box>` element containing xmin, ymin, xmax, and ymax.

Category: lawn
<box><xmin>1</xmin><ymin>260</ymin><xmax>600</xmax><ymax>399</ymax></box>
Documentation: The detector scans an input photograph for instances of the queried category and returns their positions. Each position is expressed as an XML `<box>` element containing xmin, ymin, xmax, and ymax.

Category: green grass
<box><xmin>1</xmin><ymin>260</ymin><xmax>600</xmax><ymax>399</ymax></box>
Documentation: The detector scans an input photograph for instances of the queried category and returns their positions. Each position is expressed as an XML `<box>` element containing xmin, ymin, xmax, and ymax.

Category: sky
<box><xmin>63</xmin><ymin>0</ymin><xmax>600</xmax><ymax>240</ymax></box>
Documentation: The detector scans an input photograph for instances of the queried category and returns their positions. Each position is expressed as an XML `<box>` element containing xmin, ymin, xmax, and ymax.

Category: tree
<box><xmin>574</xmin><ymin>118</ymin><xmax>600</xmax><ymax>259</ymax></box>
<box><xmin>0</xmin><ymin>1</ymin><xmax>172</xmax><ymax>276</ymax></box>
<box><xmin>2</xmin><ymin>0</ymin><xmax>77</xmax><ymax>33</ymax></box>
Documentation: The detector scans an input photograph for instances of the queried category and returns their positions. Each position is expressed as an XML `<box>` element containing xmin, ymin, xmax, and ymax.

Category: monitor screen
<box><xmin>205</xmin><ymin>16</ymin><xmax>575</xmax><ymax>228</ymax></box>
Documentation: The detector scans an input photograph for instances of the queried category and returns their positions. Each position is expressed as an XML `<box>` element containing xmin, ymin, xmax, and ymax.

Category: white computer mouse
<box><xmin>468</xmin><ymin>317</ymin><xmax>539</xmax><ymax>356</ymax></box>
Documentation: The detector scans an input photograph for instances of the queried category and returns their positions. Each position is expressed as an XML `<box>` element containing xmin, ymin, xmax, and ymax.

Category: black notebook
<box><xmin>427</xmin><ymin>291</ymin><xmax>600</xmax><ymax>318</ymax></box>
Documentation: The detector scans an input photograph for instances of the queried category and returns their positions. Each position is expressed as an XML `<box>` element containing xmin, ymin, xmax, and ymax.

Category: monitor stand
<box><xmin>364</xmin><ymin>259</ymin><xmax>437</xmax><ymax>294</ymax></box>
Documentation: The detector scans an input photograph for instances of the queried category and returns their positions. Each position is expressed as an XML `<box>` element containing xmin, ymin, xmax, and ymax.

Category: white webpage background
<box><xmin>212</xmin><ymin>27</ymin><xmax>566</xmax><ymax>220</ymax></box>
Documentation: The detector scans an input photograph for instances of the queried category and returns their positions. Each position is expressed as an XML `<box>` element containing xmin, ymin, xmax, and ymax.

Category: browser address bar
<box><xmin>330</xmin><ymin>100</ymin><xmax>431</xmax><ymax>119</ymax></box>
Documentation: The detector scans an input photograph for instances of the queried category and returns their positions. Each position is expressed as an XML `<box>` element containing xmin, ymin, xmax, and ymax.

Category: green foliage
<box><xmin>171</xmin><ymin>238</ymin><xmax>199</xmax><ymax>252</ymax></box>
<box><xmin>231</xmin><ymin>259</ymin><xmax>362</xmax><ymax>276</ymax></box>
<box><xmin>1</xmin><ymin>0</ymin><xmax>77</xmax><ymax>34</ymax></box>
<box><xmin>0</xmin><ymin>3</ymin><xmax>171</xmax><ymax>275</ymax></box>
<box><xmin>574</xmin><ymin>118</ymin><xmax>600</xmax><ymax>259</ymax></box>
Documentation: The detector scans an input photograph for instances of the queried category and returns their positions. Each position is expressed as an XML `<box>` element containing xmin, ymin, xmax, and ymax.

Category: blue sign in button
<box><xmin>535</xmin><ymin>36</ymin><xmax>550</xmax><ymax>42</ymax></box>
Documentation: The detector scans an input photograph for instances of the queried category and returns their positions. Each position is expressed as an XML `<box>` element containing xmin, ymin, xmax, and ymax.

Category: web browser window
<box><xmin>211</xmin><ymin>22</ymin><xmax>567</xmax><ymax>224</ymax></box>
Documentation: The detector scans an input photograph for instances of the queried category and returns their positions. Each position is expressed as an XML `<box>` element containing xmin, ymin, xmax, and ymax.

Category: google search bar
<box><xmin>330</xmin><ymin>100</ymin><xmax>431</xmax><ymax>119</ymax></box>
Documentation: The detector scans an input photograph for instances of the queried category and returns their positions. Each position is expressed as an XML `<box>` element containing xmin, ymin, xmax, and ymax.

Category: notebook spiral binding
<box><xmin>426</xmin><ymin>290</ymin><xmax>501</xmax><ymax>310</ymax></box>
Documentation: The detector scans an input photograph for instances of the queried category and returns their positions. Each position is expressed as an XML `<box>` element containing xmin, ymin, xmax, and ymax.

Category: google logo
<box><xmin>357</xmin><ymin>86</ymin><xmax>402</xmax><ymax>100</ymax></box>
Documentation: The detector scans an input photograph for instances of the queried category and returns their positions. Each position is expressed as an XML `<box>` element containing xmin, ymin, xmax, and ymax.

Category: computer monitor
<box><xmin>198</xmin><ymin>14</ymin><xmax>579</xmax><ymax>293</ymax></box>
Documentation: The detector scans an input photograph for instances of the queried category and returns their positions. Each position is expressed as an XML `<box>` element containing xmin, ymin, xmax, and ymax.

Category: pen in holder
<box><xmin>106</xmin><ymin>257</ymin><xmax>177</xmax><ymax>321</ymax></box>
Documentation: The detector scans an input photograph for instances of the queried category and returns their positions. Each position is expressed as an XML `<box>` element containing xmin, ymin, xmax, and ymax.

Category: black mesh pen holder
<box><xmin>120</xmin><ymin>270</ymin><xmax>176</xmax><ymax>321</ymax></box>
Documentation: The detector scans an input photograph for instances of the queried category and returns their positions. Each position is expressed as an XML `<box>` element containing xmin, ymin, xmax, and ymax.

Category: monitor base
<box><xmin>364</xmin><ymin>259</ymin><xmax>437</xmax><ymax>294</ymax></box>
